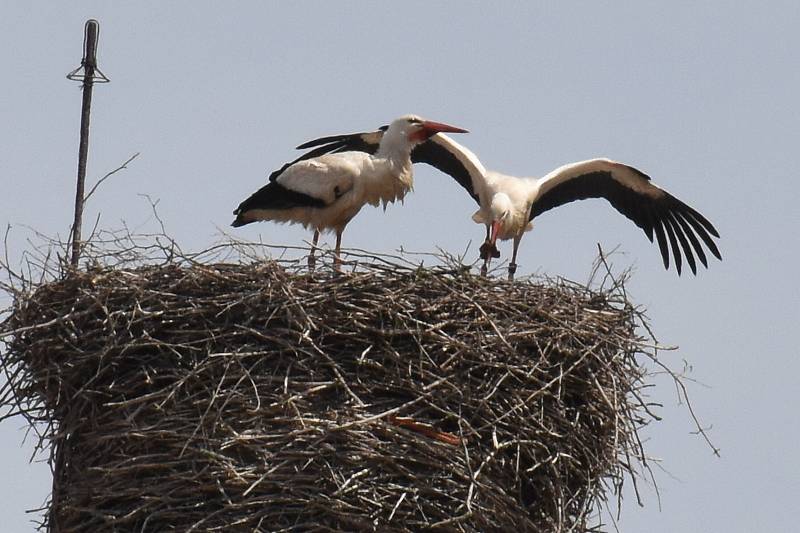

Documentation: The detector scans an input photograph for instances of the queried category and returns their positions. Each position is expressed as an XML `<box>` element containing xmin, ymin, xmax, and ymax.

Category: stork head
<box><xmin>386</xmin><ymin>115</ymin><xmax>468</xmax><ymax>146</ymax></box>
<box><xmin>489</xmin><ymin>193</ymin><xmax>514</xmax><ymax>245</ymax></box>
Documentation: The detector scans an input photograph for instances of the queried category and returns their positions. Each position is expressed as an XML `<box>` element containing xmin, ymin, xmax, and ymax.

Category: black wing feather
<box><xmin>410</xmin><ymin>141</ymin><xmax>480</xmax><ymax>204</ymax></box>
<box><xmin>267</xmin><ymin>141</ymin><xmax>352</xmax><ymax>182</ymax></box>
<box><xmin>679</xmin><ymin>208</ymin><xmax>722</xmax><ymax>260</ymax></box>
<box><xmin>681</xmin><ymin>202</ymin><xmax>720</xmax><ymax>239</ymax></box>
<box><xmin>668</xmin><ymin>211</ymin><xmax>697</xmax><ymax>274</ymax></box>
<box><xmin>266</xmin><ymin>131</ymin><xmax>383</xmax><ymax>183</ymax></box>
<box><xmin>672</xmin><ymin>211</ymin><xmax>708</xmax><ymax>269</ymax></box>
<box><xmin>652</xmin><ymin>218</ymin><xmax>671</xmax><ymax>270</ymax></box>
<box><xmin>295</xmin><ymin>126</ymin><xmax>387</xmax><ymax>150</ymax></box>
<box><xmin>661</xmin><ymin>216</ymin><xmax>683</xmax><ymax>274</ymax></box>
<box><xmin>530</xmin><ymin>169</ymin><xmax>720</xmax><ymax>274</ymax></box>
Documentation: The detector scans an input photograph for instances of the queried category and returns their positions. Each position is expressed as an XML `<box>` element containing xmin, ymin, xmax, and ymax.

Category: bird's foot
<box><xmin>480</xmin><ymin>263</ymin><xmax>489</xmax><ymax>277</ymax></box>
<box><xmin>479</xmin><ymin>240</ymin><xmax>500</xmax><ymax>260</ymax></box>
<box><xmin>307</xmin><ymin>255</ymin><xmax>316</xmax><ymax>271</ymax></box>
<box><xmin>507</xmin><ymin>263</ymin><xmax>517</xmax><ymax>281</ymax></box>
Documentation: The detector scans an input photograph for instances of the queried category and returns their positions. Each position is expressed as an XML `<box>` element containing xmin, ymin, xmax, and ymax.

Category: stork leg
<box><xmin>508</xmin><ymin>235</ymin><xmax>522</xmax><ymax>281</ymax></box>
<box><xmin>333</xmin><ymin>230</ymin><xmax>343</xmax><ymax>272</ymax></box>
<box><xmin>308</xmin><ymin>229</ymin><xmax>320</xmax><ymax>270</ymax></box>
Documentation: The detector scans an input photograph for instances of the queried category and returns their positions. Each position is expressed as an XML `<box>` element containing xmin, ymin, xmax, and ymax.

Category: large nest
<box><xmin>1</xmin><ymin>250</ymin><xmax>658</xmax><ymax>532</ymax></box>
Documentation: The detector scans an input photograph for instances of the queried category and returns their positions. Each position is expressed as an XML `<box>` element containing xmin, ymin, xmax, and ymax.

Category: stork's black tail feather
<box><xmin>231</xmin><ymin>181</ymin><xmax>327</xmax><ymax>227</ymax></box>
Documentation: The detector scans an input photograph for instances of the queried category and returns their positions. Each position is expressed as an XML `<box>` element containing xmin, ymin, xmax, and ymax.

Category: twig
<box><xmin>83</xmin><ymin>152</ymin><xmax>140</xmax><ymax>202</ymax></box>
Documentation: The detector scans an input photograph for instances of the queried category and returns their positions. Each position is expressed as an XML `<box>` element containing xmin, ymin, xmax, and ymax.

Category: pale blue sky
<box><xmin>1</xmin><ymin>3</ymin><xmax>798</xmax><ymax>531</ymax></box>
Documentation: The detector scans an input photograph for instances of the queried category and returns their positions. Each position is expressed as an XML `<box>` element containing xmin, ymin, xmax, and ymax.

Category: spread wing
<box><xmin>532</xmin><ymin>158</ymin><xmax>721</xmax><ymax>274</ymax></box>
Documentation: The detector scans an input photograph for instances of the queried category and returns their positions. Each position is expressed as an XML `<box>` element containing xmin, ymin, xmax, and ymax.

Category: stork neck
<box><xmin>375</xmin><ymin>132</ymin><xmax>415</xmax><ymax>167</ymax></box>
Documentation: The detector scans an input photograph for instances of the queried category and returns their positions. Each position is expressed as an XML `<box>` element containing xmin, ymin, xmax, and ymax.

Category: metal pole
<box><xmin>67</xmin><ymin>19</ymin><xmax>108</xmax><ymax>268</ymax></box>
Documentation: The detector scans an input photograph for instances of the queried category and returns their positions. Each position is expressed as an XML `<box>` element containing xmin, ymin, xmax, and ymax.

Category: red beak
<box><xmin>421</xmin><ymin>120</ymin><xmax>469</xmax><ymax>137</ymax></box>
<box><xmin>490</xmin><ymin>220</ymin><xmax>502</xmax><ymax>245</ymax></box>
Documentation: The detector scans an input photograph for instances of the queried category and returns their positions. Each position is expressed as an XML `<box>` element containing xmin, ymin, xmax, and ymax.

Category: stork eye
<box><xmin>408</xmin><ymin>118</ymin><xmax>422</xmax><ymax>125</ymax></box>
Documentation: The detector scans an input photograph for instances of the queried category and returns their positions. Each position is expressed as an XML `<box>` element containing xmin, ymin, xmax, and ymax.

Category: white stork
<box><xmin>231</xmin><ymin>115</ymin><xmax>468</xmax><ymax>269</ymax></box>
<box><xmin>289</xmin><ymin>129</ymin><xmax>722</xmax><ymax>279</ymax></box>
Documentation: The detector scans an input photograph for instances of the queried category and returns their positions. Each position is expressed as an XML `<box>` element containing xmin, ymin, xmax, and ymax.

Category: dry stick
<box><xmin>83</xmin><ymin>153</ymin><xmax>140</xmax><ymax>203</ymax></box>
<box><xmin>1</xmin><ymin>224</ymin><xmax>27</xmax><ymax>290</ymax></box>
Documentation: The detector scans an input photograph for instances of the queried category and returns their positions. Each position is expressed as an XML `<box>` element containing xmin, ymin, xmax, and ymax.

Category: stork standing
<box><xmin>288</xmin><ymin>130</ymin><xmax>722</xmax><ymax>279</ymax></box>
<box><xmin>231</xmin><ymin>115</ymin><xmax>467</xmax><ymax>269</ymax></box>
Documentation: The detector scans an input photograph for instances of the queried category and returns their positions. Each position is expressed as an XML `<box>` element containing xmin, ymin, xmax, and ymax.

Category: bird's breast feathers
<box><xmin>358</xmin><ymin>159</ymin><xmax>414</xmax><ymax>208</ymax></box>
